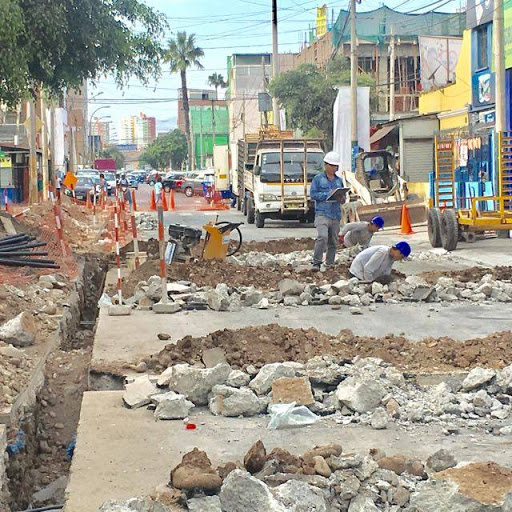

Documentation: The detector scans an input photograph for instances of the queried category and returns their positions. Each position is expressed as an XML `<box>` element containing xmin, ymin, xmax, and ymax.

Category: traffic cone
<box><xmin>169</xmin><ymin>189</ymin><xmax>175</xmax><ymax>211</ymax></box>
<box><xmin>162</xmin><ymin>190</ymin><xmax>169</xmax><ymax>211</ymax></box>
<box><xmin>400</xmin><ymin>204</ymin><xmax>414</xmax><ymax>235</ymax></box>
<box><xmin>131</xmin><ymin>189</ymin><xmax>137</xmax><ymax>212</ymax></box>
<box><xmin>149</xmin><ymin>190</ymin><xmax>157</xmax><ymax>211</ymax></box>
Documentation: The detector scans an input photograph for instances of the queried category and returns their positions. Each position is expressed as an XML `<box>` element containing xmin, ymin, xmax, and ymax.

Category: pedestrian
<box><xmin>37</xmin><ymin>172</ymin><xmax>43</xmax><ymax>202</ymax></box>
<box><xmin>154</xmin><ymin>176</ymin><xmax>163</xmax><ymax>204</ymax></box>
<box><xmin>118</xmin><ymin>173</ymin><xmax>132</xmax><ymax>205</ymax></box>
<box><xmin>349</xmin><ymin>241</ymin><xmax>411</xmax><ymax>284</ymax></box>
<box><xmin>310</xmin><ymin>151</ymin><xmax>346</xmax><ymax>271</ymax></box>
<box><xmin>339</xmin><ymin>216</ymin><xmax>384</xmax><ymax>251</ymax></box>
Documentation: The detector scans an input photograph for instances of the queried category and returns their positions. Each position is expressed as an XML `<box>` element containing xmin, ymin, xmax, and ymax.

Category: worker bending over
<box><xmin>349</xmin><ymin>241</ymin><xmax>411</xmax><ymax>284</ymax></box>
<box><xmin>339</xmin><ymin>216</ymin><xmax>384</xmax><ymax>250</ymax></box>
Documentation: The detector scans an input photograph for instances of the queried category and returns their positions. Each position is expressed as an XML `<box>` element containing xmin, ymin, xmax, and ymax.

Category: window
<box><xmin>477</xmin><ymin>25</ymin><xmax>489</xmax><ymax>69</ymax></box>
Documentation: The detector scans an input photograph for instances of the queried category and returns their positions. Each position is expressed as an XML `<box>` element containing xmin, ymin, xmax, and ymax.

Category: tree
<box><xmin>140</xmin><ymin>130</ymin><xmax>188</xmax><ymax>170</ymax></box>
<box><xmin>164</xmin><ymin>32</ymin><xmax>204</xmax><ymax>170</ymax></box>
<box><xmin>207</xmin><ymin>72</ymin><xmax>227</xmax><ymax>98</ymax></box>
<box><xmin>269</xmin><ymin>58</ymin><xmax>376</xmax><ymax>147</ymax></box>
<box><xmin>99</xmin><ymin>147</ymin><xmax>125</xmax><ymax>170</ymax></box>
<box><xmin>0</xmin><ymin>0</ymin><xmax>166</xmax><ymax>107</ymax></box>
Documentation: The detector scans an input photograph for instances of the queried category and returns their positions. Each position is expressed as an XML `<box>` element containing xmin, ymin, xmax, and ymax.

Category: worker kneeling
<box><xmin>349</xmin><ymin>241</ymin><xmax>411</xmax><ymax>284</ymax></box>
<box><xmin>339</xmin><ymin>216</ymin><xmax>384</xmax><ymax>250</ymax></box>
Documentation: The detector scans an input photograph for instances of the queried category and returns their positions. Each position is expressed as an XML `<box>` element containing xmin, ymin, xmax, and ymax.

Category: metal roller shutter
<box><xmin>403</xmin><ymin>139</ymin><xmax>434</xmax><ymax>182</ymax></box>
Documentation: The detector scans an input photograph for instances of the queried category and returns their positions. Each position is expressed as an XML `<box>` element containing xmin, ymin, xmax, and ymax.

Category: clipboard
<box><xmin>326</xmin><ymin>187</ymin><xmax>351</xmax><ymax>202</ymax></box>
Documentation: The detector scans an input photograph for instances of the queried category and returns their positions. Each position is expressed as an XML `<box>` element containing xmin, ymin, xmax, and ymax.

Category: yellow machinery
<box><xmin>428</xmin><ymin>131</ymin><xmax>512</xmax><ymax>250</ymax></box>
<box><xmin>202</xmin><ymin>221</ymin><xmax>243</xmax><ymax>260</ymax></box>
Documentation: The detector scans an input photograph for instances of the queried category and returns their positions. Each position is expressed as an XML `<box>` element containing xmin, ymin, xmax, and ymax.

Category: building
<box><xmin>177</xmin><ymin>89</ymin><xmax>218</xmax><ymax>133</ymax></box>
<box><xmin>66</xmin><ymin>85</ymin><xmax>88</xmax><ymax>168</ymax></box>
<box><xmin>118</xmin><ymin>112</ymin><xmax>155</xmax><ymax>149</ymax></box>
<box><xmin>91</xmin><ymin>118</ymin><xmax>111</xmax><ymax>146</ymax></box>
<box><xmin>119</xmin><ymin>116</ymin><xmax>136</xmax><ymax>145</ymax></box>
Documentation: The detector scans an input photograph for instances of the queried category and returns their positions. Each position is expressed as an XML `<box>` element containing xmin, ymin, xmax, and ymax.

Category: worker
<box><xmin>339</xmin><ymin>216</ymin><xmax>385</xmax><ymax>250</ymax></box>
<box><xmin>118</xmin><ymin>173</ymin><xmax>132</xmax><ymax>205</ymax></box>
<box><xmin>349</xmin><ymin>241</ymin><xmax>411</xmax><ymax>284</ymax></box>
<box><xmin>154</xmin><ymin>176</ymin><xmax>163</xmax><ymax>204</ymax></box>
<box><xmin>310</xmin><ymin>151</ymin><xmax>346</xmax><ymax>271</ymax></box>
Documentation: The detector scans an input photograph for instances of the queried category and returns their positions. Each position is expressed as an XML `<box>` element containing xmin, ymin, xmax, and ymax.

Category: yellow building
<box><xmin>418</xmin><ymin>29</ymin><xmax>472</xmax><ymax>131</ymax></box>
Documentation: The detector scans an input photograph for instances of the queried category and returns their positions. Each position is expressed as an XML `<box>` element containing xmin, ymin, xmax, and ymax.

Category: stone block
<box><xmin>108</xmin><ymin>305</ymin><xmax>132</xmax><ymax>316</ymax></box>
<box><xmin>271</xmin><ymin>376</ymin><xmax>314</xmax><ymax>405</ymax></box>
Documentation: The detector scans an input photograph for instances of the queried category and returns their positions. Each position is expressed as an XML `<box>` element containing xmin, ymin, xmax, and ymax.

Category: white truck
<box><xmin>237</xmin><ymin>132</ymin><xmax>325</xmax><ymax>228</ymax></box>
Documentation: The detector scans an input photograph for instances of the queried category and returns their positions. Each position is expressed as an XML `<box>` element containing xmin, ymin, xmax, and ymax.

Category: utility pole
<box><xmin>41</xmin><ymin>94</ymin><xmax>49</xmax><ymax>201</ymax></box>
<box><xmin>262</xmin><ymin>56</ymin><xmax>269</xmax><ymax>127</ymax></box>
<box><xmin>28</xmin><ymin>98</ymin><xmax>38</xmax><ymax>204</ymax></box>
<box><xmin>271</xmin><ymin>0</ymin><xmax>281</xmax><ymax>130</ymax></box>
<box><xmin>350</xmin><ymin>0</ymin><xmax>358</xmax><ymax>167</ymax></box>
<box><xmin>199</xmin><ymin>108</ymin><xmax>204</xmax><ymax>168</ymax></box>
<box><xmin>211</xmin><ymin>99</ymin><xmax>216</xmax><ymax>167</ymax></box>
<box><xmin>389</xmin><ymin>27</ymin><xmax>396</xmax><ymax>122</ymax></box>
<box><xmin>242</xmin><ymin>93</ymin><xmax>246</xmax><ymax>137</ymax></box>
<box><xmin>50</xmin><ymin>106</ymin><xmax>56</xmax><ymax>178</ymax></box>
<box><xmin>494</xmin><ymin>0</ymin><xmax>506</xmax><ymax>132</ymax></box>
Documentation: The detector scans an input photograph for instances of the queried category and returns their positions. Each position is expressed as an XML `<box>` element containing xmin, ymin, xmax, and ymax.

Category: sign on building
<box><xmin>419</xmin><ymin>36</ymin><xmax>463</xmax><ymax>91</ymax></box>
<box><xmin>0</xmin><ymin>155</ymin><xmax>13</xmax><ymax>188</ymax></box>
<box><xmin>466</xmin><ymin>0</ymin><xmax>494</xmax><ymax>28</ymax></box>
<box><xmin>258</xmin><ymin>93</ymin><xmax>272</xmax><ymax>112</ymax></box>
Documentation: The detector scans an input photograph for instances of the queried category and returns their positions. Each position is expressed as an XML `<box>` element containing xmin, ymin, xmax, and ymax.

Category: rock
<box><xmin>349</xmin><ymin>307</ymin><xmax>363</xmax><ymax>315</ymax></box>
<box><xmin>157</xmin><ymin>367</ymin><xmax>174</xmax><ymax>387</ymax></box>
<box><xmin>152</xmin><ymin>302</ymin><xmax>181</xmax><ymax>314</ymax></box>
<box><xmin>333</xmin><ymin>474</ymin><xmax>360</xmax><ymax>501</ymax></box>
<box><xmin>167</xmin><ymin>363</ymin><xmax>231</xmax><ymax>405</ymax></box>
<box><xmin>157</xmin><ymin>333</ymin><xmax>171</xmax><ymax>341</ymax></box>
<box><xmin>427</xmin><ymin>449</ymin><xmax>457</xmax><ymax>473</ymax></box>
<box><xmin>244</xmin><ymin>440</ymin><xmax>267</xmax><ymax>474</ymax></box>
<box><xmin>154</xmin><ymin>392</ymin><xmax>195</xmax><ymax>420</ymax></box>
<box><xmin>32</xmin><ymin>475</ymin><xmax>68</xmax><ymax>505</ymax></box>
<box><xmin>354</xmin><ymin>456</ymin><xmax>378</xmax><ymax>481</ymax></box>
<box><xmin>472</xmin><ymin>389</ymin><xmax>493</xmax><ymax>409</ymax></box>
<box><xmin>303</xmin><ymin>444</ymin><xmax>342</xmax><ymax>460</ymax></box>
<box><xmin>171</xmin><ymin>448</ymin><xmax>222</xmax><ymax>491</ymax></box>
<box><xmin>202</xmin><ymin>347</ymin><xmax>227</xmax><ymax>368</ymax></box>
<box><xmin>386</xmin><ymin>398</ymin><xmax>401</xmax><ymax>419</ymax></box>
<box><xmin>167</xmin><ymin>282</ymin><xmax>192</xmax><ymax>294</ymax></box>
<box><xmin>284</xmin><ymin>296</ymin><xmax>301</xmax><ymax>307</ymax></box>
<box><xmin>40</xmin><ymin>304</ymin><xmax>57</xmax><ymax>315</ymax></box>
<box><xmin>497</xmin><ymin>364</ymin><xmax>512</xmax><ymax>393</ymax></box>
<box><xmin>391</xmin><ymin>486</ymin><xmax>410</xmax><ymax>507</ymax></box>
<box><xmin>371</xmin><ymin>282</ymin><xmax>384</xmax><ymax>295</ymax></box>
<box><xmin>377</xmin><ymin>456</ymin><xmax>407</xmax><ymax>475</ymax></box>
<box><xmin>187</xmin><ymin>496</ymin><xmax>222</xmax><ymax>512</ymax></box>
<box><xmin>207</xmin><ymin>287</ymin><xmax>231</xmax><ymax>311</ymax></box>
<box><xmin>348</xmin><ymin>495</ymin><xmax>379</xmax><ymax>512</ymax></box>
<box><xmin>243</xmin><ymin>288</ymin><xmax>264</xmax><ymax>307</ymax></box>
<box><xmin>249</xmin><ymin>363</ymin><xmax>296</xmax><ymax>395</ymax></box>
<box><xmin>476</xmin><ymin>282</ymin><xmax>493</xmax><ymax>296</ymax></box>
<box><xmin>312</xmin><ymin>456</ymin><xmax>331</xmax><ymax>477</ymax></box>
<box><xmin>407</xmin><ymin>459</ymin><xmax>426</xmax><ymax>478</ymax></box>
<box><xmin>271</xmin><ymin>376</ymin><xmax>314</xmax><ymax>406</ymax></box>
<box><xmin>138</xmin><ymin>296</ymin><xmax>154</xmax><ymax>310</ymax></box>
<box><xmin>461</xmin><ymin>368</ymin><xmax>496</xmax><ymax>391</ymax></box>
<box><xmin>98</xmin><ymin>497</ymin><xmax>173</xmax><ymax>511</ymax></box>
<box><xmin>332</xmin><ymin>280</ymin><xmax>351</xmax><ymax>293</ymax></box>
<box><xmin>370</xmin><ymin>407</ymin><xmax>388</xmax><ymax>429</ymax></box>
<box><xmin>151</xmin><ymin>484</ymin><xmax>185</xmax><ymax>506</ymax></box>
<box><xmin>209</xmin><ymin>385</ymin><xmax>266</xmax><ymax>417</ymax></box>
<box><xmin>0</xmin><ymin>343</ymin><xmax>25</xmax><ymax>359</ymax></box>
<box><xmin>257</xmin><ymin>298</ymin><xmax>269</xmax><ymax>309</ymax></box>
<box><xmin>134</xmin><ymin>361</ymin><xmax>148</xmax><ymax>373</ymax></box>
<box><xmin>219</xmin><ymin>469</ymin><xmax>285</xmax><ymax>512</ymax></box>
<box><xmin>328</xmin><ymin>296</ymin><xmax>343</xmax><ymax>306</ymax></box>
<box><xmin>336</xmin><ymin>377</ymin><xmax>386</xmax><ymax>413</ymax></box>
<box><xmin>272</xmin><ymin>479</ymin><xmax>328</xmax><ymax>511</ymax></box>
<box><xmin>123</xmin><ymin>375</ymin><xmax>158</xmax><ymax>408</ymax></box>
<box><xmin>329</xmin><ymin>454</ymin><xmax>363</xmax><ymax>471</ymax></box>
<box><xmin>228</xmin><ymin>293</ymin><xmax>242</xmax><ymax>312</ymax></box>
<box><xmin>226</xmin><ymin>370</ymin><xmax>251</xmax><ymax>388</ymax></box>
<box><xmin>279</xmin><ymin>279</ymin><xmax>305</xmax><ymax>296</ymax></box>
<box><xmin>0</xmin><ymin>312</ymin><xmax>36</xmax><ymax>347</ymax></box>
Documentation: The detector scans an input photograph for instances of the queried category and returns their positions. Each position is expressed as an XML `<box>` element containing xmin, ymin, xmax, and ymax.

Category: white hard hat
<box><xmin>323</xmin><ymin>151</ymin><xmax>340</xmax><ymax>166</ymax></box>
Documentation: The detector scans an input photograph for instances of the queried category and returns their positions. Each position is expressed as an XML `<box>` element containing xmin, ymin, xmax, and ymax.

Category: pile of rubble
<box><xmin>98</xmin><ymin>441</ymin><xmax>512</xmax><ymax>511</ymax></box>
<box><xmin>0</xmin><ymin>343</ymin><xmax>34</xmax><ymax>408</ymax></box>
<box><xmin>135</xmin><ymin>212</ymin><xmax>158</xmax><ymax>232</ymax></box>
<box><xmin>123</xmin><ymin>355</ymin><xmax>512</xmax><ymax>434</ymax></box>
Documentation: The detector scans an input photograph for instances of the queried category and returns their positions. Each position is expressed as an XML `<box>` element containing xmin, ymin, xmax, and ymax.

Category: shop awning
<box><xmin>370</xmin><ymin>124</ymin><xmax>396</xmax><ymax>145</ymax></box>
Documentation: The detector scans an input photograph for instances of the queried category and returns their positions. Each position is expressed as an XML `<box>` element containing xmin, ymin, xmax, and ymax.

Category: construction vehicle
<box><xmin>427</xmin><ymin>131</ymin><xmax>512</xmax><ymax>251</ymax></box>
<box><xmin>237</xmin><ymin>128</ymin><xmax>325</xmax><ymax>228</ymax></box>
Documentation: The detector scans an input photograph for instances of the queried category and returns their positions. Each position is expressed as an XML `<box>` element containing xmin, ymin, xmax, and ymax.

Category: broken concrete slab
<box><xmin>187</xmin><ymin>495</ymin><xmax>222</xmax><ymax>512</ymax></box>
<box><xmin>123</xmin><ymin>375</ymin><xmax>158</xmax><ymax>409</ymax></box>
<box><xmin>108</xmin><ymin>305</ymin><xmax>132</xmax><ymax>317</ymax></box>
<box><xmin>152</xmin><ymin>302</ymin><xmax>181</xmax><ymax>314</ymax></box>
<box><xmin>272</xmin><ymin>479</ymin><xmax>328</xmax><ymax>511</ymax></box>
<box><xmin>336</xmin><ymin>378</ymin><xmax>386</xmax><ymax>414</ymax></box>
<box><xmin>249</xmin><ymin>363</ymin><xmax>297</xmax><ymax>395</ymax></box>
<box><xmin>153</xmin><ymin>392</ymin><xmax>195</xmax><ymax>420</ymax></box>
<box><xmin>209</xmin><ymin>385</ymin><xmax>267</xmax><ymax>417</ymax></box>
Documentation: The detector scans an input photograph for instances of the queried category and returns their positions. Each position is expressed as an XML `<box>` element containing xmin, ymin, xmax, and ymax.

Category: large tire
<box><xmin>247</xmin><ymin>197</ymin><xmax>255</xmax><ymax>224</ymax></box>
<box><xmin>255</xmin><ymin>211</ymin><xmax>265</xmax><ymax>228</ymax></box>
<box><xmin>185</xmin><ymin>187</ymin><xmax>193</xmax><ymax>198</ymax></box>
<box><xmin>440</xmin><ymin>209</ymin><xmax>459</xmax><ymax>251</ymax></box>
<box><xmin>427</xmin><ymin>208</ymin><xmax>442</xmax><ymax>248</ymax></box>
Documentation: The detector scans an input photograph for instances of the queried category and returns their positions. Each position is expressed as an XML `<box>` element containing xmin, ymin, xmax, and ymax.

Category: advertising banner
<box><xmin>466</xmin><ymin>0</ymin><xmax>494</xmax><ymax>29</ymax></box>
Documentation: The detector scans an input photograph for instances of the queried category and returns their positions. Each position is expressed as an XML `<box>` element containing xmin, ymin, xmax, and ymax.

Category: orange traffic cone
<box><xmin>162</xmin><ymin>190</ymin><xmax>169</xmax><ymax>211</ymax></box>
<box><xmin>400</xmin><ymin>204</ymin><xmax>414</xmax><ymax>235</ymax></box>
<box><xmin>169</xmin><ymin>189</ymin><xmax>176</xmax><ymax>211</ymax></box>
<box><xmin>149</xmin><ymin>190</ymin><xmax>157</xmax><ymax>211</ymax></box>
<box><xmin>131</xmin><ymin>189</ymin><xmax>137</xmax><ymax>212</ymax></box>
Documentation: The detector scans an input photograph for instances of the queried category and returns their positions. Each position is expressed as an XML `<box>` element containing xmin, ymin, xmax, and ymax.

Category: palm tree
<box><xmin>207</xmin><ymin>73</ymin><xmax>227</xmax><ymax>163</ymax></box>
<box><xmin>165</xmin><ymin>32</ymin><xmax>204</xmax><ymax>170</ymax></box>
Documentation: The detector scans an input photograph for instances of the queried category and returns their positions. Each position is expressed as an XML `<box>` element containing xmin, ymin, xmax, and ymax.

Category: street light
<box><xmin>88</xmin><ymin>105</ymin><xmax>110</xmax><ymax>164</ymax></box>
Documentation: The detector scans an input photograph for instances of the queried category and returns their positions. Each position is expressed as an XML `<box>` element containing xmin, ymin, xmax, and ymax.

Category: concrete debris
<box><xmin>249</xmin><ymin>362</ymin><xmax>297</xmax><ymax>395</ymax></box>
<box><xmin>187</xmin><ymin>495</ymin><xmax>222</xmax><ymax>512</ymax></box>
<box><xmin>279</xmin><ymin>278</ymin><xmax>306</xmax><ymax>296</ymax></box>
<box><xmin>98</xmin><ymin>496</ymin><xmax>173</xmax><ymax>511</ymax></box>
<box><xmin>426</xmin><ymin>449</ymin><xmax>458</xmax><ymax>473</ymax></box>
<box><xmin>152</xmin><ymin>302</ymin><xmax>181</xmax><ymax>314</ymax></box>
<box><xmin>271</xmin><ymin>376</ymin><xmax>315</xmax><ymax>405</ymax></box>
<box><xmin>166</xmin><ymin>362</ymin><xmax>232</xmax><ymax>405</ymax></box>
<box><xmin>208</xmin><ymin>385</ymin><xmax>267</xmax><ymax>417</ymax></box>
<box><xmin>226</xmin><ymin>369</ymin><xmax>251</xmax><ymax>388</ymax></box>
<box><xmin>272</xmin><ymin>479</ymin><xmax>328</xmax><ymax>511</ymax></box>
<box><xmin>347</xmin><ymin>495</ymin><xmax>379</xmax><ymax>512</ymax></box>
<box><xmin>336</xmin><ymin>377</ymin><xmax>386</xmax><ymax>413</ymax></box>
<box><xmin>202</xmin><ymin>347</ymin><xmax>227</xmax><ymax>368</ymax></box>
<box><xmin>370</xmin><ymin>408</ymin><xmax>388</xmax><ymax>430</ymax></box>
<box><xmin>123</xmin><ymin>375</ymin><xmax>159</xmax><ymax>409</ymax></box>
<box><xmin>152</xmin><ymin>392</ymin><xmax>195</xmax><ymax>420</ymax></box>
<box><xmin>32</xmin><ymin>475</ymin><xmax>68</xmax><ymax>505</ymax></box>
<box><xmin>0</xmin><ymin>311</ymin><xmax>36</xmax><ymax>347</ymax></box>
<box><xmin>462</xmin><ymin>367</ymin><xmax>496</xmax><ymax>391</ymax></box>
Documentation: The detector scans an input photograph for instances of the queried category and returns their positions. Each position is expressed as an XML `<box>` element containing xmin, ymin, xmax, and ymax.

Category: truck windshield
<box><xmin>259</xmin><ymin>152</ymin><xmax>324</xmax><ymax>183</ymax></box>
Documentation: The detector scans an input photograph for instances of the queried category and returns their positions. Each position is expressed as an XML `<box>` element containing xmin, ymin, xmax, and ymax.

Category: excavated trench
<box><xmin>5</xmin><ymin>255</ymin><xmax>108</xmax><ymax>511</ymax></box>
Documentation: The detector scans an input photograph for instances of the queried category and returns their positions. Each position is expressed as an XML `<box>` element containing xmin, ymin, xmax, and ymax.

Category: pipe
<box><xmin>0</xmin><ymin>241</ymin><xmax>47</xmax><ymax>252</ymax></box>
<box><xmin>0</xmin><ymin>258</ymin><xmax>59</xmax><ymax>268</ymax></box>
<box><xmin>0</xmin><ymin>234</ymin><xmax>31</xmax><ymax>246</ymax></box>
<box><xmin>0</xmin><ymin>251</ymin><xmax>49</xmax><ymax>257</ymax></box>
<box><xmin>15</xmin><ymin>505</ymin><xmax>64</xmax><ymax>512</ymax></box>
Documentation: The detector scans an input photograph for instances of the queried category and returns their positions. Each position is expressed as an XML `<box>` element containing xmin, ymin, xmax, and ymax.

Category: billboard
<box><xmin>466</xmin><ymin>0</ymin><xmax>494</xmax><ymax>28</ymax></box>
<box><xmin>472</xmin><ymin>70</ymin><xmax>495</xmax><ymax>107</ymax></box>
<box><xmin>419</xmin><ymin>36</ymin><xmax>463</xmax><ymax>91</ymax></box>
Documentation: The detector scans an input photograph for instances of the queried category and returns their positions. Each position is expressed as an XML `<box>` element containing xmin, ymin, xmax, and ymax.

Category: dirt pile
<box><xmin>146</xmin><ymin>325</ymin><xmax>512</xmax><ymax>374</ymax></box>
<box><xmin>421</xmin><ymin>265</ymin><xmax>512</xmax><ymax>283</ymax></box>
<box><xmin>237</xmin><ymin>237</ymin><xmax>315</xmax><ymax>255</ymax></box>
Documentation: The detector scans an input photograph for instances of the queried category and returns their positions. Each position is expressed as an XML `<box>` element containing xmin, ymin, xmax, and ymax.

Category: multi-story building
<box><xmin>120</xmin><ymin>112</ymin><xmax>156</xmax><ymax>148</ymax></box>
<box><xmin>119</xmin><ymin>116</ymin><xmax>136</xmax><ymax>145</ymax></box>
<box><xmin>177</xmin><ymin>89</ymin><xmax>218</xmax><ymax>133</ymax></box>
<box><xmin>91</xmin><ymin>118</ymin><xmax>111</xmax><ymax>146</ymax></box>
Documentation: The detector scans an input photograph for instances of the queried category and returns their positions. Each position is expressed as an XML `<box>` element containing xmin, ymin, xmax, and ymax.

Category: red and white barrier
<box><xmin>157</xmin><ymin>205</ymin><xmax>167</xmax><ymax>304</ymax></box>
<box><xmin>50</xmin><ymin>191</ymin><xmax>67</xmax><ymax>257</ymax></box>
<box><xmin>130</xmin><ymin>201</ymin><xmax>140</xmax><ymax>269</ymax></box>
<box><xmin>113</xmin><ymin>203</ymin><xmax>123</xmax><ymax>305</ymax></box>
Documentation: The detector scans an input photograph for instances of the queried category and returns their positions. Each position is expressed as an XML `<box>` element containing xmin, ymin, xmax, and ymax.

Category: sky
<box><xmin>88</xmin><ymin>0</ymin><xmax>463</xmax><ymax>142</ymax></box>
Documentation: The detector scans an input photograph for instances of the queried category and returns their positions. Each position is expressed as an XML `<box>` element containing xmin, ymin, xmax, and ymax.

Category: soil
<box><xmin>437</xmin><ymin>462</ymin><xmax>512</xmax><ymax>505</ymax></box>
<box><xmin>118</xmin><ymin>258</ymin><xmax>354</xmax><ymax>297</ymax></box>
<box><xmin>143</xmin><ymin>325</ymin><xmax>512</xmax><ymax>374</ymax></box>
<box><xmin>421</xmin><ymin>266</ymin><xmax>512</xmax><ymax>283</ymax></box>
<box><xmin>236</xmin><ymin>238</ymin><xmax>316</xmax><ymax>255</ymax></box>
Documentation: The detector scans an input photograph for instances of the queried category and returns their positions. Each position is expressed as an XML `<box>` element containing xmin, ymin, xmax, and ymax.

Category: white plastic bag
<box><xmin>267</xmin><ymin>402</ymin><xmax>319</xmax><ymax>430</ymax></box>
<box><xmin>97</xmin><ymin>293</ymin><xmax>113</xmax><ymax>309</ymax></box>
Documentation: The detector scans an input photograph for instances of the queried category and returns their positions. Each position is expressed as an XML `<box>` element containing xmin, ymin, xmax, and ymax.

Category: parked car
<box><xmin>126</xmin><ymin>174</ymin><xmax>139</xmax><ymax>189</ymax></box>
<box><xmin>64</xmin><ymin>177</ymin><xmax>101</xmax><ymax>201</ymax></box>
<box><xmin>162</xmin><ymin>172</ymin><xmax>186</xmax><ymax>192</ymax></box>
<box><xmin>179</xmin><ymin>171</ymin><xmax>215</xmax><ymax>197</ymax></box>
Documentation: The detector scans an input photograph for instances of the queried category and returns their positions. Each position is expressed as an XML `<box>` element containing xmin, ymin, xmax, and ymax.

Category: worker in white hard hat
<box><xmin>310</xmin><ymin>151</ymin><xmax>347</xmax><ymax>271</ymax></box>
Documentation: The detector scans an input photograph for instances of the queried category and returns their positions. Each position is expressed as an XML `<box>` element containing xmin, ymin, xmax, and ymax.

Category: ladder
<box><xmin>434</xmin><ymin>135</ymin><xmax>455</xmax><ymax>208</ymax></box>
<box><xmin>498</xmin><ymin>131</ymin><xmax>512</xmax><ymax>209</ymax></box>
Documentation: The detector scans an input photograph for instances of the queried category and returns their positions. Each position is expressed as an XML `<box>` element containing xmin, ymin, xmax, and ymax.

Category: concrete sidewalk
<box><xmin>64</xmin><ymin>391</ymin><xmax>512</xmax><ymax>512</ymax></box>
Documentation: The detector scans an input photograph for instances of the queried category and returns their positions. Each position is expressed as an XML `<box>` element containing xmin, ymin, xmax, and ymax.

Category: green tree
<box><xmin>164</xmin><ymin>32</ymin><xmax>204</xmax><ymax>170</ymax></box>
<box><xmin>269</xmin><ymin>58</ymin><xmax>376</xmax><ymax>146</ymax></box>
<box><xmin>0</xmin><ymin>0</ymin><xmax>166</xmax><ymax>107</ymax></box>
<box><xmin>140</xmin><ymin>130</ymin><xmax>188</xmax><ymax>170</ymax></box>
<box><xmin>99</xmin><ymin>147</ymin><xmax>125</xmax><ymax>170</ymax></box>
<box><xmin>207</xmin><ymin>72</ymin><xmax>227</xmax><ymax>98</ymax></box>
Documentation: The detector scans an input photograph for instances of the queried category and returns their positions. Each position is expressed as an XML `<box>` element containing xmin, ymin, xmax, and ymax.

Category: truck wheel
<box><xmin>255</xmin><ymin>211</ymin><xmax>265</xmax><ymax>228</ymax></box>
<box><xmin>247</xmin><ymin>198</ymin><xmax>255</xmax><ymax>224</ymax></box>
<box><xmin>427</xmin><ymin>208</ymin><xmax>442</xmax><ymax>248</ymax></box>
<box><xmin>440</xmin><ymin>209</ymin><xmax>459</xmax><ymax>251</ymax></box>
